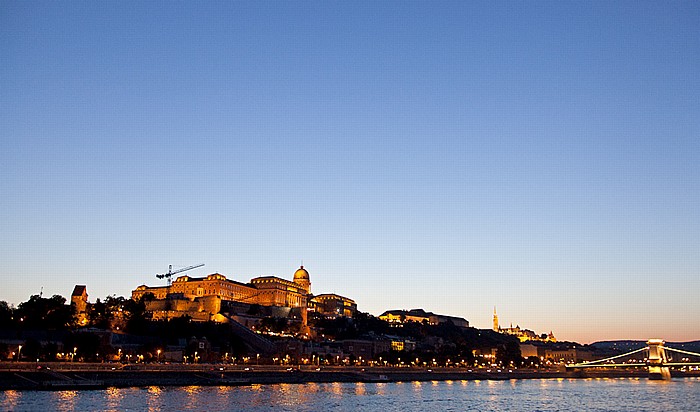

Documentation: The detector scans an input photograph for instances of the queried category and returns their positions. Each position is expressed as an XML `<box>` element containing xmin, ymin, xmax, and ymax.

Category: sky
<box><xmin>1</xmin><ymin>1</ymin><xmax>699</xmax><ymax>344</ymax></box>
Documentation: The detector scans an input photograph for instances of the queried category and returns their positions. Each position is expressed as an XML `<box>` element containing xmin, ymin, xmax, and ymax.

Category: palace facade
<box><xmin>378</xmin><ymin>308</ymin><xmax>469</xmax><ymax>328</ymax></box>
<box><xmin>131</xmin><ymin>266</ymin><xmax>355</xmax><ymax>325</ymax></box>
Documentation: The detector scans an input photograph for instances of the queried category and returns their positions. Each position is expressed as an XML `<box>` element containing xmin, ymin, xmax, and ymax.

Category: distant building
<box><xmin>519</xmin><ymin>343</ymin><xmax>541</xmax><ymax>358</ymax></box>
<box><xmin>71</xmin><ymin>285</ymin><xmax>89</xmax><ymax>327</ymax></box>
<box><xmin>309</xmin><ymin>294</ymin><xmax>357</xmax><ymax>318</ymax></box>
<box><xmin>389</xmin><ymin>338</ymin><xmax>417</xmax><ymax>352</ymax></box>
<box><xmin>521</xmin><ymin>342</ymin><xmax>594</xmax><ymax>363</ymax></box>
<box><xmin>492</xmin><ymin>308</ymin><xmax>556</xmax><ymax>343</ymax></box>
<box><xmin>378</xmin><ymin>309</ymin><xmax>469</xmax><ymax>328</ymax></box>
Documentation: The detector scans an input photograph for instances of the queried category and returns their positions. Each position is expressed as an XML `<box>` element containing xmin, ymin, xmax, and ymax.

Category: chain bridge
<box><xmin>566</xmin><ymin>339</ymin><xmax>700</xmax><ymax>380</ymax></box>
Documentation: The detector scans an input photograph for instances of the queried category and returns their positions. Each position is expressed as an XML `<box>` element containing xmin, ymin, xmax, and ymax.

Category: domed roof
<box><xmin>293</xmin><ymin>265</ymin><xmax>310</xmax><ymax>281</ymax></box>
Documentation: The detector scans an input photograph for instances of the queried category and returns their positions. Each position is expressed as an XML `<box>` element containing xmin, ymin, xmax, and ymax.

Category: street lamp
<box><xmin>157</xmin><ymin>349</ymin><xmax>161</xmax><ymax>362</ymax></box>
<box><xmin>17</xmin><ymin>345</ymin><xmax>22</xmax><ymax>362</ymax></box>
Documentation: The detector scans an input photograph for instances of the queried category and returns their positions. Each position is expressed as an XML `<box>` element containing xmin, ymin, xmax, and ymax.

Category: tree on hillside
<box><xmin>16</xmin><ymin>295</ymin><xmax>72</xmax><ymax>329</ymax></box>
<box><xmin>496</xmin><ymin>339</ymin><xmax>523</xmax><ymax>366</ymax></box>
<box><xmin>0</xmin><ymin>301</ymin><xmax>14</xmax><ymax>328</ymax></box>
<box><xmin>124</xmin><ymin>296</ymin><xmax>149</xmax><ymax>334</ymax></box>
<box><xmin>88</xmin><ymin>298</ymin><xmax>111</xmax><ymax>329</ymax></box>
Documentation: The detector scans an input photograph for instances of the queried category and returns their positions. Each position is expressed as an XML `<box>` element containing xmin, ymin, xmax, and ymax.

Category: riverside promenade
<box><xmin>3</xmin><ymin>361</ymin><xmax>692</xmax><ymax>391</ymax></box>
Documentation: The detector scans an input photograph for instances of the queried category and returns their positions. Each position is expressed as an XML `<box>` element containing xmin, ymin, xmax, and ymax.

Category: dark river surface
<box><xmin>2</xmin><ymin>377</ymin><xmax>699</xmax><ymax>411</ymax></box>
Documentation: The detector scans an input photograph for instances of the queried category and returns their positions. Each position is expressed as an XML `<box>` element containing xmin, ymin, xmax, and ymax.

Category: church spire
<box><xmin>493</xmin><ymin>307</ymin><xmax>499</xmax><ymax>332</ymax></box>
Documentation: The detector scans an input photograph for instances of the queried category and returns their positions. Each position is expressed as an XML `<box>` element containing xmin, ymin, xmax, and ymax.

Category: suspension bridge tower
<box><xmin>647</xmin><ymin>339</ymin><xmax>671</xmax><ymax>380</ymax></box>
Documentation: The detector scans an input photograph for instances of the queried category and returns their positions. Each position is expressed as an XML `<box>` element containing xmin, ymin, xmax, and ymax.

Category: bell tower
<box><xmin>493</xmin><ymin>307</ymin><xmax>499</xmax><ymax>332</ymax></box>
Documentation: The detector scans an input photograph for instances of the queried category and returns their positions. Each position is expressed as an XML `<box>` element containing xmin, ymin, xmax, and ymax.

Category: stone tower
<box><xmin>71</xmin><ymin>285</ymin><xmax>89</xmax><ymax>327</ymax></box>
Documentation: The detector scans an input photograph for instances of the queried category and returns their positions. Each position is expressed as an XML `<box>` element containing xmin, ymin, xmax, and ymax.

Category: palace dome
<box><xmin>293</xmin><ymin>265</ymin><xmax>310</xmax><ymax>282</ymax></box>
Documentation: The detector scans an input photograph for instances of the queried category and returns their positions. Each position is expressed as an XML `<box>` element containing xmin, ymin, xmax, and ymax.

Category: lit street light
<box><xmin>17</xmin><ymin>345</ymin><xmax>22</xmax><ymax>362</ymax></box>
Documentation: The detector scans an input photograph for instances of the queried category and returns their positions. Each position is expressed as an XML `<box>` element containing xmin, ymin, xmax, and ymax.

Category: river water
<box><xmin>2</xmin><ymin>377</ymin><xmax>699</xmax><ymax>411</ymax></box>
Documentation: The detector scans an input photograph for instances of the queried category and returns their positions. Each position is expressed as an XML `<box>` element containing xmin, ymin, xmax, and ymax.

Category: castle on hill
<box><xmin>131</xmin><ymin>266</ymin><xmax>356</xmax><ymax>327</ymax></box>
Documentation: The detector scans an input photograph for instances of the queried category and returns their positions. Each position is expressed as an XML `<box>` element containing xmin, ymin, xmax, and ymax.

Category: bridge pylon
<box><xmin>646</xmin><ymin>339</ymin><xmax>671</xmax><ymax>380</ymax></box>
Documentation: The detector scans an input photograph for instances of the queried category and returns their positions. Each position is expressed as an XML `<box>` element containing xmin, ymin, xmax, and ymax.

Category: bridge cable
<box><xmin>577</xmin><ymin>347</ymin><xmax>648</xmax><ymax>365</ymax></box>
<box><xmin>663</xmin><ymin>347</ymin><xmax>700</xmax><ymax>358</ymax></box>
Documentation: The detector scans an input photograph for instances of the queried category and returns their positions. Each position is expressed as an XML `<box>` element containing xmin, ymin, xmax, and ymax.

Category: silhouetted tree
<box><xmin>0</xmin><ymin>301</ymin><xmax>14</xmax><ymax>328</ymax></box>
<box><xmin>21</xmin><ymin>338</ymin><xmax>41</xmax><ymax>361</ymax></box>
<box><xmin>89</xmin><ymin>298</ymin><xmax>111</xmax><ymax>329</ymax></box>
<box><xmin>65</xmin><ymin>332</ymin><xmax>101</xmax><ymax>362</ymax></box>
<box><xmin>16</xmin><ymin>295</ymin><xmax>72</xmax><ymax>329</ymax></box>
<box><xmin>496</xmin><ymin>340</ymin><xmax>523</xmax><ymax>366</ymax></box>
<box><xmin>124</xmin><ymin>296</ymin><xmax>149</xmax><ymax>334</ymax></box>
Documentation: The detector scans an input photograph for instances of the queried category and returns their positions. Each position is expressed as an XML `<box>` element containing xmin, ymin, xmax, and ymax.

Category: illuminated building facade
<box><xmin>492</xmin><ymin>308</ymin><xmax>556</xmax><ymax>342</ymax></box>
<box><xmin>378</xmin><ymin>309</ymin><xmax>469</xmax><ymax>328</ymax></box>
<box><xmin>131</xmin><ymin>266</ymin><xmax>354</xmax><ymax>325</ymax></box>
<box><xmin>309</xmin><ymin>294</ymin><xmax>357</xmax><ymax>318</ymax></box>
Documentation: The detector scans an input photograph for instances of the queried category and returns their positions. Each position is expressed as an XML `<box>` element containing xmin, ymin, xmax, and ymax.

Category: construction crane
<box><xmin>156</xmin><ymin>263</ymin><xmax>204</xmax><ymax>285</ymax></box>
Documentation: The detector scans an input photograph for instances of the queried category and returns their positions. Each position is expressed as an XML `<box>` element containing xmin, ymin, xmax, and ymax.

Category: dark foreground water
<box><xmin>2</xmin><ymin>378</ymin><xmax>699</xmax><ymax>411</ymax></box>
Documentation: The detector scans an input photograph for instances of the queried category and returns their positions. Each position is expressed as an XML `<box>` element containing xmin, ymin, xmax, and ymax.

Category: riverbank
<box><xmin>1</xmin><ymin>363</ymin><xmax>698</xmax><ymax>391</ymax></box>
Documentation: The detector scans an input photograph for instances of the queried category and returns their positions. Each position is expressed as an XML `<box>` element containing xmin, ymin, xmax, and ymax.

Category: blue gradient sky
<box><xmin>1</xmin><ymin>2</ymin><xmax>699</xmax><ymax>343</ymax></box>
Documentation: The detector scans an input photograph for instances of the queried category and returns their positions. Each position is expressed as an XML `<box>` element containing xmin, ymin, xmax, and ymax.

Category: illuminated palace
<box><xmin>379</xmin><ymin>309</ymin><xmax>469</xmax><ymax>328</ymax></box>
<box><xmin>131</xmin><ymin>266</ymin><xmax>357</xmax><ymax>325</ymax></box>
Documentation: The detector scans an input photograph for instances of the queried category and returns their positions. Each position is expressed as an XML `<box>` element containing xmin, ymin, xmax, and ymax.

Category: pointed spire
<box><xmin>493</xmin><ymin>306</ymin><xmax>500</xmax><ymax>332</ymax></box>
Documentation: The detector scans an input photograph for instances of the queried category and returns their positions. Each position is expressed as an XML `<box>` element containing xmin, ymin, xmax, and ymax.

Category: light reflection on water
<box><xmin>146</xmin><ymin>385</ymin><xmax>162</xmax><ymax>412</ymax></box>
<box><xmin>375</xmin><ymin>382</ymin><xmax>386</xmax><ymax>397</ymax></box>
<box><xmin>1</xmin><ymin>378</ymin><xmax>700</xmax><ymax>411</ymax></box>
<box><xmin>355</xmin><ymin>381</ymin><xmax>366</xmax><ymax>396</ymax></box>
<box><xmin>53</xmin><ymin>390</ymin><xmax>77</xmax><ymax>412</ymax></box>
<box><xmin>182</xmin><ymin>385</ymin><xmax>201</xmax><ymax>411</ymax></box>
<box><xmin>105</xmin><ymin>387</ymin><xmax>123</xmax><ymax>412</ymax></box>
<box><xmin>330</xmin><ymin>381</ymin><xmax>342</xmax><ymax>396</ymax></box>
<box><xmin>0</xmin><ymin>390</ymin><xmax>21</xmax><ymax>410</ymax></box>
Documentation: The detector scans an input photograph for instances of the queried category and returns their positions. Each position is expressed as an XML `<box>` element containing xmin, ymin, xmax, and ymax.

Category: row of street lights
<box><xmin>4</xmin><ymin>346</ymin><xmax>533</xmax><ymax>368</ymax></box>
